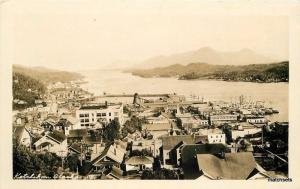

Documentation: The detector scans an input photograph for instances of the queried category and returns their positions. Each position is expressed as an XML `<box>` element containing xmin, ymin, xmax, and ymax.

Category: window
<box><xmin>97</xmin><ymin>113</ymin><xmax>101</xmax><ymax>117</ymax></box>
<box><xmin>102</xmin><ymin>113</ymin><xmax>106</xmax><ymax>116</ymax></box>
<box><xmin>80</xmin><ymin>119</ymin><xmax>84</xmax><ymax>123</ymax></box>
<box><xmin>92</xmin><ymin>118</ymin><xmax>94</xmax><ymax>122</ymax></box>
<box><xmin>109</xmin><ymin>112</ymin><xmax>111</xmax><ymax>116</ymax></box>
<box><xmin>85</xmin><ymin>119</ymin><xmax>89</xmax><ymax>122</ymax></box>
<box><xmin>79</xmin><ymin>114</ymin><xmax>85</xmax><ymax>118</ymax></box>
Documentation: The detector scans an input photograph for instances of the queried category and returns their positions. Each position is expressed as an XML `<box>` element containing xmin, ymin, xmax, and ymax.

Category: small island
<box><xmin>130</xmin><ymin>61</ymin><xmax>289</xmax><ymax>83</ymax></box>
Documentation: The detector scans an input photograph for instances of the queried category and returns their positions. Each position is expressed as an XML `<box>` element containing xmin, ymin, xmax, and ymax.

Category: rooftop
<box><xmin>79</xmin><ymin>103</ymin><xmax>122</xmax><ymax>110</ymax></box>
<box><xmin>80</xmin><ymin>104</ymin><xmax>108</xmax><ymax>110</ymax></box>
<box><xmin>196</xmin><ymin>152</ymin><xmax>257</xmax><ymax>180</ymax></box>
<box><xmin>125</xmin><ymin>156</ymin><xmax>154</xmax><ymax>165</ymax></box>
<box><xmin>47</xmin><ymin>130</ymin><xmax>66</xmax><ymax>143</ymax></box>
<box><xmin>161</xmin><ymin>135</ymin><xmax>208</xmax><ymax>150</ymax></box>
<box><xmin>181</xmin><ymin>143</ymin><xmax>229</xmax><ymax>179</ymax></box>
<box><xmin>198</xmin><ymin>128</ymin><xmax>223</xmax><ymax>135</ymax></box>
<box><xmin>92</xmin><ymin>144</ymin><xmax>126</xmax><ymax>165</ymax></box>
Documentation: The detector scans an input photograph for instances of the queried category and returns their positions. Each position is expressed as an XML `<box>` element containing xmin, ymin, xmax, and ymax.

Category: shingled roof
<box><xmin>92</xmin><ymin>143</ymin><xmax>126</xmax><ymax>166</ymax></box>
<box><xmin>196</xmin><ymin>152</ymin><xmax>257</xmax><ymax>180</ymax></box>
<box><xmin>181</xmin><ymin>143</ymin><xmax>229</xmax><ymax>179</ymax></box>
<box><xmin>47</xmin><ymin>130</ymin><xmax>66</xmax><ymax>143</ymax></box>
<box><xmin>161</xmin><ymin>135</ymin><xmax>208</xmax><ymax>150</ymax></box>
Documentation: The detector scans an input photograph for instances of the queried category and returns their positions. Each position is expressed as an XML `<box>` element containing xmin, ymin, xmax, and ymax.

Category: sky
<box><xmin>3</xmin><ymin>0</ymin><xmax>290</xmax><ymax>71</ymax></box>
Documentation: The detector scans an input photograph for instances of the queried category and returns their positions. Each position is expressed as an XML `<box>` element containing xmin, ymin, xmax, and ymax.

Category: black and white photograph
<box><xmin>1</xmin><ymin>0</ymin><xmax>300</xmax><ymax>187</ymax></box>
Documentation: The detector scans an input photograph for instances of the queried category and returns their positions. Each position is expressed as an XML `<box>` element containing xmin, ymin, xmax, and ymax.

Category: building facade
<box><xmin>76</xmin><ymin>103</ymin><xmax>124</xmax><ymax>127</ymax></box>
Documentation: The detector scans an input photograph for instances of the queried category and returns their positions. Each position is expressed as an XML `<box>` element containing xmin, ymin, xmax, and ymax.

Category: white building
<box><xmin>198</xmin><ymin>129</ymin><xmax>226</xmax><ymax>144</ymax></box>
<box><xmin>231</xmin><ymin>123</ymin><xmax>262</xmax><ymax>140</ymax></box>
<box><xmin>76</xmin><ymin>103</ymin><xmax>124</xmax><ymax>127</ymax></box>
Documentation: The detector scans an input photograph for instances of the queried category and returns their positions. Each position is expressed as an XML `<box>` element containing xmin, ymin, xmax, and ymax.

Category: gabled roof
<box><xmin>196</xmin><ymin>152</ymin><xmax>257</xmax><ymax>180</ymax></box>
<box><xmin>125</xmin><ymin>156</ymin><xmax>154</xmax><ymax>165</ymax></box>
<box><xmin>162</xmin><ymin>135</ymin><xmax>193</xmax><ymax>150</ymax></box>
<box><xmin>92</xmin><ymin>144</ymin><xmax>126</xmax><ymax>166</ymax></box>
<box><xmin>161</xmin><ymin>135</ymin><xmax>208</xmax><ymax>150</ymax></box>
<box><xmin>47</xmin><ymin>130</ymin><xmax>66</xmax><ymax>143</ymax></box>
<box><xmin>181</xmin><ymin>143</ymin><xmax>229</xmax><ymax>179</ymax></box>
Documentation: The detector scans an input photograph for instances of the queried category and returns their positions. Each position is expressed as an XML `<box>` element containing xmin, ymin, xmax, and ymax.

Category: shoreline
<box><xmin>130</xmin><ymin>73</ymin><xmax>289</xmax><ymax>84</ymax></box>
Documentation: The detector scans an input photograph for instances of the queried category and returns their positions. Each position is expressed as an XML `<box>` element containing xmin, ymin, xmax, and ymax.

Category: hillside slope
<box><xmin>13</xmin><ymin>65</ymin><xmax>84</xmax><ymax>84</ymax></box>
<box><xmin>13</xmin><ymin>72</ymin><xmax>46</xmax><ymax>110</ymax></box>
<box><xmin>131</xmin><ymin>61</ymin><xmax>289</xmax><ymax>83</ymax></box>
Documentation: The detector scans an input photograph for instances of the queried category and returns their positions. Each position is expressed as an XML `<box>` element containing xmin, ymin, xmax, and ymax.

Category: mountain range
<box><xmin>134</xmin><ymin>47</ymin><xmax>276</xmax><ymax>69</ymax></box>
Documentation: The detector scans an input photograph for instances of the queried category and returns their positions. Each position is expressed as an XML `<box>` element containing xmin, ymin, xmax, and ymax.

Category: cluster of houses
<box><xmin>13</xmin><ymin>85</ymin><xmax>288</xmax><ymax>180</ymax></box>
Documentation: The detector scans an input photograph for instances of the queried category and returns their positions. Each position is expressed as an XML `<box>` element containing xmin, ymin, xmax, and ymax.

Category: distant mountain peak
<box><xmin>135</xmin><ymin>47</ymin><xmax>277</xmax><ymax>69</ymax></box>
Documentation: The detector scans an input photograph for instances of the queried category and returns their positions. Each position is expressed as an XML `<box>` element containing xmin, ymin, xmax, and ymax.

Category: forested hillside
<box><xmin>13</xmin><ymin>65</ymin><xmax>84</xmax><ymax>84</ymax></box>
<box><xmin>13</xmin><ymin>72</ymin><xmax>46</xmax><ymax>109</ymax></box>
<box><xmin>130</xmin><ymin>61</ymin><xmax>289</xmax><ymax>83</ymax></box>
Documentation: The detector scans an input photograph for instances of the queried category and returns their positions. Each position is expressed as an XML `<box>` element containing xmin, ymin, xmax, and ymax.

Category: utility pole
<box><xmin>59</xmin><ymin>150</ymin><xmax>66</xmax><ymax>170</ymax></box>
<box><xmin>80</xmin><ymin>140</ymin><xmax>83</xmax><ymax>166</ymax></box>
<box><xmin>261</xmin><ymin>125</ymin><xmax>264</xmax><ymax>147</ymax></box>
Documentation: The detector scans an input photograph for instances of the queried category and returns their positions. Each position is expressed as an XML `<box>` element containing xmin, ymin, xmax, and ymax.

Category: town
<box><xmin>13</xmin><ymin>80</ymin><xmax>289</xmax><ymax>180</ymax></box>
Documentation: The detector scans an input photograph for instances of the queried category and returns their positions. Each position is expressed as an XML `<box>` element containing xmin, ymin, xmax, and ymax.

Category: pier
<box><xmin>94</xmin><ymin>93</ymin><xmax>169</xmax><ymax>98</ymax></box>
